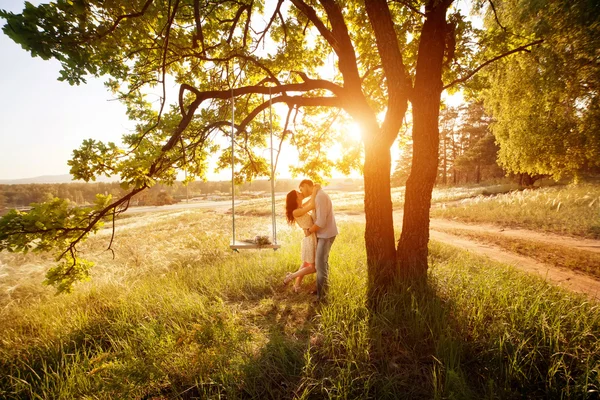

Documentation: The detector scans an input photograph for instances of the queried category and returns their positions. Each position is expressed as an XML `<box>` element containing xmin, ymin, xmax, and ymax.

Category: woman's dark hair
<box><xmin>285</xmin><ymin>190</ymin><xmax>299</xmax><ymax>225</ymax></box>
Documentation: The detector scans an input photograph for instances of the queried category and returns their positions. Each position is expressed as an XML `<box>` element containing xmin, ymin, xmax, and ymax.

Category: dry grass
<box><xmin>234</xmin><ymin>184</ymin><xmax>515</xmax><ymax>216</ymax></box>
<box><xmin>0</xmin><ymin>209</ymin><xmax>290</xmax><ymax>308</ymax></box>
<box><xmin>432</xmin><ymin>184</ymin><xmax>600</xmax><ymax>238</ymax></box>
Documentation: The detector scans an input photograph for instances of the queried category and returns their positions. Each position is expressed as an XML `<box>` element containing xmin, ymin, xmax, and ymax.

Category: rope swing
<box><xmin>230</xmin><ymin>86</ymin><xmax>281</xmax><ymax>251</ymax></box>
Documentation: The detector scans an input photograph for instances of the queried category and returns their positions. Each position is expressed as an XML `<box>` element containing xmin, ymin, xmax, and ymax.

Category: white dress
<box><xmin>295</xmin><ymin>213</ymin><xmax>317</xmax><ymax>264</ymax></box>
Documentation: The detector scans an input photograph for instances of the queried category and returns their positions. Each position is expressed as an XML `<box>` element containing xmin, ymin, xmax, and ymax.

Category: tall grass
<box><xmin>1</xmin><ymin>211</ymin><xmax>599</xmax><ymax>398</ymax></box>
<box><xmin>431</xmin><ymin>184</ymin><xmax>600</xmax><ymax>238</ymax></box>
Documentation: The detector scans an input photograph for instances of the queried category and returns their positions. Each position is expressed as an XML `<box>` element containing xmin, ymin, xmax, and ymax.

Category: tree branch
<box><xmin>365</xmin><ymin>0</ymin><xmax>410</xmax><ymax>138</ymax></box>
<box><xmin>443</xmin><ymin>39</ymin><xmax>544</xmax><ymax>89</ymax></box>
<box><xmin>93</xmin><ymin>0</ymin><xmax>154</xmax><ymax>41</ymax></box>
<box><xmin>243</xmin><ymin>1</ymin><xmax>252</xmax><ymax>48</ymax></box>
<box><xmin>253</xmin><ymin>0</ymin><xmax>284</xmax><ymax>52</ymax></box>
<box><xmin>164</xmin><ymin>79</ymin><xmax>343</xmax><ymax>154</ymax></box>
<box><xmin>289</xmin><ymin>0</ymin><xmax>339</xmax><ymax>53</ymax></box>
<box><xmin>125</xmin><ymin>0</ymin><xmax>179</xmax><ymax>156</ymax></box>
<box><xmin>192</xmin><ymin>0</ymin><xmax>205</xmax><ymax>53</ymax></box>
<box><xmin>226</xmin><ymin>4</ymin><xmax>250</xmax><ymax>44</ymax></box>
<box><xmin>488</xmin><ymin>0</ymin><xmax>507</xmax><ymax>32</ymax></box>
<box><xmin>277</xmin><ymin>5</ymin><xmax>288</xmax><ymax>46</ymax></box>
<box><xmin>56</xmin><ymin>186</ymin><xmax>147</xmax><ymax>263</ymax></box>
<box><xmin>390</xmin><ymin>0</ymin><xmax>425</xmax><ymax>16</ymax></box>
<box><xmin>318</xmin><ymin>0</ymin><xmax>363</xmax><ymax>91</ymax></box>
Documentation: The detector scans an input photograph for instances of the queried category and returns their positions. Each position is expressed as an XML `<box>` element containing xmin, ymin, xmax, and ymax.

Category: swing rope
<box><xmin>269</xmin><ymin>87</ymin><xmax>277</xmax><ymax>245</ymax></box>
<box><xmin>231</xmin><ymin>86</ymin><xmax>236</xmax><ymax>246</ymax></box>
<box><xmin>230</xmin><ymin>82</ymin><xmax>280</xmax><ymax>250</ymax></box>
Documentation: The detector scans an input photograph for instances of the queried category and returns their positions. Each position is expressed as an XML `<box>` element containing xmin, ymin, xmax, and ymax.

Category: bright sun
<box><xmin>325</xmin><ymin>122</ymin><xmax>363</xmax><ymax>163</ymax></box>
<box><xmin>347</xmin><ymin>122</ymin><xmax>362</xmax><ymax>142</ymax></box>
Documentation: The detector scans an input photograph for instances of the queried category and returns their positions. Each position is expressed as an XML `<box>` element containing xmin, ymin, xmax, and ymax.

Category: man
<box><xmin>299</xmin><ymin>179</ymin><xmax>338</xmax><ymax>302</ymax></box>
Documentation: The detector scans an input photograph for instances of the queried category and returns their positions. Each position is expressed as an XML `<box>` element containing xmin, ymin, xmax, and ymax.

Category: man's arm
<box><xmin>304</xmin><ymin>192</ymin><xmax>328</xmax><ymax>236</ymax></box>
<box><xmin>304</xmin><ymin>223</ymin><xmax>321</xmax><ymax>236</ymax></box>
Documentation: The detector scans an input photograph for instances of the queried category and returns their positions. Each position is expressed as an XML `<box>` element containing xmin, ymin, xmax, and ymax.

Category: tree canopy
<box><xmin>0</xmin><ymin>0</ymin><xmax>543</xmax><ymax>294</ymax></box>
<box><xmin>481</xmin><ymin>0</ymin><xmax>600</xmax><ymax>181</ymax></box>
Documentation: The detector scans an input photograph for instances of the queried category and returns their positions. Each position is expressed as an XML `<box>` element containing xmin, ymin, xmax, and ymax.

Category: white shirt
<box><xmin>314</xmin><ymin>189</ymin><xmax>338</xmax><ymax>239</ymax></box>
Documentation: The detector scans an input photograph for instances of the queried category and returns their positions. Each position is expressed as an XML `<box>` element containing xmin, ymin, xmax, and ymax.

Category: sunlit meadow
<box><xmin>1</xmin><ymin>209</ymin><xmax>599</xmax><ymax>399</ymax></box>
<box><xmin>431</xmin><ymin>184</ymin><xmax>600</xmax><ymax>238</ymax></box>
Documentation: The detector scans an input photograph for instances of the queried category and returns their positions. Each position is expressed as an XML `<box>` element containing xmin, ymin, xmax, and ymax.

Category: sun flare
<box><xmin>347</xmin><ymin>123</ymin><xmax>362</xmax><ymax>142</ymax></box>
<box><xmin>324</xmin><ymin>122</ymin><xmax>364</xmax><ymax>163</ymax></box>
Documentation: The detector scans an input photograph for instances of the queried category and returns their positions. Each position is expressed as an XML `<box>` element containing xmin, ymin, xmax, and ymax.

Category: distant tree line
<box><xmin>0</xmin><ymin>179</ymin><xmax>304</xmax><ymax>211</ymax></box>
<box><xmin>392</xmin><ymin>101</ymin><xmax>504</xmax><ymax>187</ymax></box>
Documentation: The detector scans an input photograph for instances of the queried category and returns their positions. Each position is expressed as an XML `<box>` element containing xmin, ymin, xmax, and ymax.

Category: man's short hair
<box><xmin>299</xmin><ymin>179</ymin><xmax>314</xmax><ymax>188</ymax></box>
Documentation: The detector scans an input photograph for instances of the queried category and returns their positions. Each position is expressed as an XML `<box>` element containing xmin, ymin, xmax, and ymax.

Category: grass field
<box><xmin>431</xmin><ymin>184</ymin><xmax>600</xmax><ymax>238</ymax></box>
<box><xmin>1</xmin><ymin>210</ymin><xmax>599</xmax><ymax>399</ymax></box>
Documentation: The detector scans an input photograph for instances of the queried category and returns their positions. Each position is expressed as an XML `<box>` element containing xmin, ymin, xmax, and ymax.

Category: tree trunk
<box><xmin>364</xmin><ymin>137</ymin><xmax>397</xmax><ymax>295</ymax></box>
<box><xmin>518</xmin><ymin>172</ymin><xmax>543</xmax><ymax>187</ymax></box>
<box><xmin>397</xmin><ymin>4</ymin><xmax>448</xmax><ymax>280</ymax></box>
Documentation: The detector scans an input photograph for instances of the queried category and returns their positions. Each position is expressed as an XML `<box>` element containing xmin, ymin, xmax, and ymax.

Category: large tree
<box><xmin>481</xmin><ymin>0</ymin><xmax>600</xmax><ymax>181</ymax></box>
<box><xmin>0</xmin><ymin>0</ymin><xmax>539</xmax><ymax>295</ymax></box>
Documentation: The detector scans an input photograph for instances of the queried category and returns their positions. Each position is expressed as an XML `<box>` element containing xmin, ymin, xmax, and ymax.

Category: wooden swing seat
<box><xmin>230</xmin><ymin>240</ymin><xmax>281</xmax><ymax>251</ymax></box>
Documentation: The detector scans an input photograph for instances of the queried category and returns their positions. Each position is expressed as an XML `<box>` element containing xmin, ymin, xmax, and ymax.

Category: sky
<box><xmin>0</xmin><ymin>0</ymin><xmax>307</xmax><ymax>182</ymax></box>
<box><xmin>0</xmin><ymin>0</ymin><xmax>132</xmax><ymax>180</ymax></box>
<box><xmin>0</xmin><ymin>0</ymin><xmax>474</xmax><ymax>182</ymax></box>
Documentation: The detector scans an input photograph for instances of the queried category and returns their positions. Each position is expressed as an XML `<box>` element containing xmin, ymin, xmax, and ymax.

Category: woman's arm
<box><xmin>292</xmin><ymin>184</ymin><xmax>321</xmax><ymax>218</ymax></box>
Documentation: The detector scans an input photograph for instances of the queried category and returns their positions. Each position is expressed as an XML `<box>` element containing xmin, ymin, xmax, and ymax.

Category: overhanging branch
<box><xmin>488</xmin><ymin>0</ymin><xmax>507</xmax><ymax>32</ymax></box>
<box><xmin>166</xmin><ymin>80</ymin><xmax>343</xmax><ymax>154</ymax></box>
<box><xmin>365</xmin><ymin>0</ymin><xmax>410</xmax><ymax>138</ymax></box>
<box><xmin>390</xmin><ymin>0</ymin><xmax>425</xmax><ymax>16</ymax></box>
<box><xmin>289</xmin><ymin>0</ymin><xmax>340</xmax><ymax>53</ymax></box>
<box><xmin>443</xmin><ymin>39</ymin><xmax>544</xmax><ymax>90</ymax></box>
<box><xmin>93</xmin><ymin>0</ymin><xmax>154</xmax><ymax>41</ymax></box>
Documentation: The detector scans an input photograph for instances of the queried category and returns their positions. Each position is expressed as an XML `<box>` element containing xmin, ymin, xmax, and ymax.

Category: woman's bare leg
<box><xmin>284</xmin><ymin>262</ymin><xmax>316</xmax><ymax>286</ymax></box>
<box><xmin>292</xmin><ymin>262</ymin><xmax>316</xmax><ymax>289</ymax></box>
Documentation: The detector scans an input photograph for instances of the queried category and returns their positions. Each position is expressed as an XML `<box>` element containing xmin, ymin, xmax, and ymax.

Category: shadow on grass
<box><xmin>4</xmin><ymin>249</ymin><xmax>597</xmax><ymax>399</ymax></box>
<box><xmin>365</xmin><ymin>279</ymin><xmax>480</xmax><ymax>400</ymax></box>
<box><xmin>166</xmin><ymin>291</ymin><xmax>320</xmax><ymax>399</ymax></box>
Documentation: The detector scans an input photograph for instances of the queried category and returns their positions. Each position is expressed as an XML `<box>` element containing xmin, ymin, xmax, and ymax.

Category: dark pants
<box><xmin>315</xmin><ymin>236</ymin><xmax>336</xmax><ymax>301</ymax></box>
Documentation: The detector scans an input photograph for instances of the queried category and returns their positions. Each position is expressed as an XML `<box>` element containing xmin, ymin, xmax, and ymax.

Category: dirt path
<box><xmin>430</xmin><ymin>219</ymin><xmax>600</xmax><ymax>254</ymax></box>
<box><xmin>337</xmin><ymin>212</ymin><xmax>600</xmax><ymax>300</ymax></box>
<box><xmin>429</xmin><ymin>230</ymin><xmax>600</xmax><ymax>300</ymax></box>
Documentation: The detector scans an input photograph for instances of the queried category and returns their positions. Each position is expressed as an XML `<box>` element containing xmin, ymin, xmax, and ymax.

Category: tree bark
<box><xmin>364</xmin><ymin>133</ymin><xmax>397</xmax><ymax>296</ymax></box>
<box><xmin>397</xmin><ymin>3</ymin><xmax>449</xmax><ymax>280</ymax></box>
<box><xmin>362</xmin><ymin>0</ymin><xmax>410</xmax><ymax>298</ymax></box>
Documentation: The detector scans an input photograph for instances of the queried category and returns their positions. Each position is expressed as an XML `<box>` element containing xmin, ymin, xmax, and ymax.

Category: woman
<box><xmin>283</xmin><ymin>184</ymin><xmax>321</xmax><ymax>292</ymax></box>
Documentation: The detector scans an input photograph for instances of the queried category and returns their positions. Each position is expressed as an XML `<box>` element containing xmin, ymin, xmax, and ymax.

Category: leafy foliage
<box><xmin>395</xmin><ymin>101</ymin><xmax>501</xmax><ymax>186</ymax></box>
<box><xmin>451</xmin><ymin>102</ymin><xmax>501</xmax><ymax>183</ymax></box>
<box><xmin>0</xmin><ymin>0</ymin><xmax>538</xmax><ymax>289</ymax></box>
<box><xmin>0</xmin><ymin>195</ymin><xmax>112</xmax><ymax>292</ymax></box>
<box><xmin>481</xmin><ymin>0</ymin><xmax>600</xmax><ymax>180</ymax></box>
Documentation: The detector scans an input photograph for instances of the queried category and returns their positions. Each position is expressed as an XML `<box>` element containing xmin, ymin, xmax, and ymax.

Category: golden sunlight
<box><xmin>346</xmin><ymin>122</ymin><xmax>362</xmax><ymax>142</ymax></box>
<box><xmin>443</xmin><ymin>91</ymin><xmax>466</xmax><ymax>108</ymax></box>
<box><xmin>324</xmin><ymin>122</ymin><xmax>363</xmax><ymax>160</ymax></box>
<box><xmin>327</xmin><ymin>143</ymin><xmax>344</xmax><ymax>161</ymax></box>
